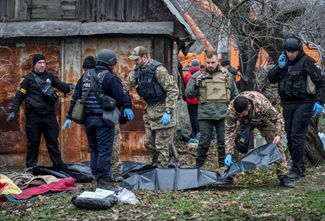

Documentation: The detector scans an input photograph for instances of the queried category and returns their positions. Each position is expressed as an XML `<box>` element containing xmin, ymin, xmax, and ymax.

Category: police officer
<box><xmin>124</xmin><ymin>46</ymin><xmax>179</xmax><ymax>167</ymax></box>
<box><xmin>6</xmin><ymin>54</ymin><xmax>74</xmax><ymax>170</ymax></box>
<box><xmin>186</xmin><ymin>51</ymin><xmax>238</xmax><ymax>168</ymax></box>
<box><xmin>224</xmin><ymin>91</ymin><xmax>294</xmax><ymax>188</ymax></box>
<box><xmin>268</xmin><ymin>35</ymin><xmax>325</xmax><ymax>180</ymax></box>
<box><xmin>62</xmin><ymin>49</ymin><xmax>134</xmax><ymax>190</ymax></box>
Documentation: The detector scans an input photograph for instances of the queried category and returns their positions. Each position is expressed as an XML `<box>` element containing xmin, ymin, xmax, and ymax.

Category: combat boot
<box><xmin>111</xmin><ymin>174</ymin><xmax>123</xmax><ymax>182</ymax></box>
<box><xmin>287</xmin><ymin>170</ymin><xmax>305</xmax><ymax>181</ymax></box>
<box><xmin>91</xmin><ymin>176</ymin><xmax>99</xmax><ymax>191</ymax></box>
<box><xmin>279</xmin><ymin>177</ymin><xmax>294</xmax><ymax>188</ymax></box>
<box><xmin>97</xmin><ymin>176</ymin><xmax>114</xmax><ymax>190</ymax></box>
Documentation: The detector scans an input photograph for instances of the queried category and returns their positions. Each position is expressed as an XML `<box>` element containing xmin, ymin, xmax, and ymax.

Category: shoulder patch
<box><xmin>20</xmin><ymin>88</ymin><xmax>27</xmax><ymax>94</ymax></box>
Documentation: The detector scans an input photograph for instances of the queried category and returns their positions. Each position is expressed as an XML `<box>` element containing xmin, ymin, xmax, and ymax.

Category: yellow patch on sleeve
<box><xmin>20</xmin><ymin>88</ymin><xmax>27</xmax><ymax>94</ymax></box>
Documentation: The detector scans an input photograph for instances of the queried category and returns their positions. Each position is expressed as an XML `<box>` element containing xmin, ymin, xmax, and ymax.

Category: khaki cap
<box><xmin>128</xmin><ymin>46</ymin><xmax>148</xmax><ymax>60</ymax></box>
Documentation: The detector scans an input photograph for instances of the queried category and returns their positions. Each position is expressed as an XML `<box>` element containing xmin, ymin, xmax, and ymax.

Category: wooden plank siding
<box><xmin>77</xmin><ymin>0</ymin><xmax>173</xmax><ymax>22</ymax></box>
<box><xmin>0</xmin><ymin>0</ymin><xmax>16</xmax><ymax>20</ymax></box>
<box><xmin>0</xmin><ymin>0</ymin><xmax>174</xmax><ymax>22</ymax></box>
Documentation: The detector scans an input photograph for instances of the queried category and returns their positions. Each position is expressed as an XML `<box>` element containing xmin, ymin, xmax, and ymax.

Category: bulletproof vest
<box><xmin>198</xmin><ymin>70</ymin><xmax>231</xmax><ymax>104</ymax></box>
<box><xmin>135</xmin><ymin>60</ymin><xmax>166</xmax><ymax>105</ymax></box>
<box><xmin>82</xmin><ymin>69</ymin><xmax>106</xmax><ymax>114</ymax></box>
<box><xmin>279</xmin><ymin>55</ymin><xmax>308</xmax><ymax>99</ymax></box>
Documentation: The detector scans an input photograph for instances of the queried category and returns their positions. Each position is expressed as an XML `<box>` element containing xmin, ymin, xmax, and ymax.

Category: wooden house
<box><xmin>0</xmin><ymin>0</ymin><xmax>195</xmax><ymax>167</ymax></box>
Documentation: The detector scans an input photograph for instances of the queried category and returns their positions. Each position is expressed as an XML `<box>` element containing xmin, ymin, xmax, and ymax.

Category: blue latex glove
<box><xmin>277</xmin><ymin>52</ymin><xmax>288</xmax><ymax>69</ymax></box>
<box><xmin>224</xmin><ymin>154</ymin><xmax>233</xmax><ymax>167</ymax></box>
<box><xmin>62</xmin><ymin>119</ymin><xmax>72</xmax><ymax>131</ymax></box>
<box><xmin>161</xmin><ymin>112</ymin><xmax>171</xmax><ymax>126</ymax></box>
<box><xmin>123</xmin><ymin>108</ymin><xmax>134</xmax><ymax>121</ymax></box>
<box><xmin>313</xmin><ymin>102</ymin><xmax>324</xmax><ymax>116</ymax></box>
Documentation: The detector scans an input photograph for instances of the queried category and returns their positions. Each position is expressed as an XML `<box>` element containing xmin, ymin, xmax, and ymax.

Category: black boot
<box><xmin>279</xmin><ymin>177</ymin><xmax>294</xmax><ymax>188</ymax></box>
<box><xmin>91</xmin><ymin>176</ymin><xmax>99</xmax><ymax>191</ymax></box>
<box><xmin>111</xmin><ymin>174</ymin><xmax>123</xmax><ymax>183</ymax></box>
<box><xmin>223</xmin><ymin>177</ymin><xmax>234</xmax><ymax>186</ymax></box>
<box><xmin>287</xmin><ymin>170</ymin><xmax>305</xmax><ymax>181</ymax></box>
<box><xmin>97</xmin><ymin>176</ymin><xmax>114</xmax><ymax>190</ymax></box>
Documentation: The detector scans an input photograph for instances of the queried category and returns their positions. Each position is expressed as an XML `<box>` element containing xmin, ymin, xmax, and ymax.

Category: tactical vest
<box><xmin>135</xmin><ymin>60</ymin><xmax>166</xmax><ymax>105</ymax></box>
<box><xmin>82</xmin><ymin>69</ymin><xmax>106</xmax><ymax>114</ymax></box>
<box><xmin>279</xmin><ymin>55</ymin><xmax>309</xmax><ymax>99</ymax></box>
<box><xmin>198</xmin><ymin>70</ymin><xmax>231</xmax><ymax>104</ymax></box>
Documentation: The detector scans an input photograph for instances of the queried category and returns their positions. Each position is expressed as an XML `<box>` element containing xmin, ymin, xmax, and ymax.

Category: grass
<box><xmin>1</xmin><ymin>135</ymin><xmax>325</xmax><ymax>221</ymax></box>
<box><xmin>1</xmin><ymin>166</ymin><xmax>324</xmax><ymax>221</ymax></box>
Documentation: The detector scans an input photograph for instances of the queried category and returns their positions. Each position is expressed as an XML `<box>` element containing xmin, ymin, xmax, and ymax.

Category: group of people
<box><xmin>6</xmin><ymin>35</ymin><xmax>325</xmax><ymax>190</ymax></box>
<box><xmin>182</xmin><ymin>36</ymin><xmax>325</xmax><ymax>188</ymax></box>
<box><xmin>6</xmin><ymin>46</ymin><xmax>178</xmax><ymax>190</ymax></box>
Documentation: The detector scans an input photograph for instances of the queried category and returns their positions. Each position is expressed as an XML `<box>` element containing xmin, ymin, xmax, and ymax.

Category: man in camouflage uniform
<box><xmin>256</xmin><ymin>64</ymin><xmax>281</xmax><ymax>112</ymax></box>
<box><xmin>185</xmin><ymin>51</ymin><xmax>238</xmax><ymax>168</ymax></box>
<box><xmin>224</xmin><ymin>91</ymin><xmax>294</xmax><ymax>188</ymax></box>
<box><xmin>124</xmin><ymin>46</ymin><xmax>179</xmax><ymax>167</ymax></box>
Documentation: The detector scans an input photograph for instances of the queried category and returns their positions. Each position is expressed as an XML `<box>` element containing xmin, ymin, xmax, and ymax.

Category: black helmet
<box><xmin>95</xmin><ymin>49</ymin><xmax>117</xmax><ymax>66</ymax></box>
<box><xmin>283</xmin><ymin>36</ymin><xmax>303</xmax><ymax>51</ymax></box>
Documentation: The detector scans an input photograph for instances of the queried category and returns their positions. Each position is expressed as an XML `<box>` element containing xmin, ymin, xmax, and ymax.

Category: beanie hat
<box><xmin>32</xmin><ymin>54</ymin><xmax>45</xmax><ymax>66</ymax></box>
<box><xmin>82</xmin><ymin>56</ymin><xmax>96</xmax><ymax>69</ymax></box>
<box><xmin>191</xmin><ymin>59</ymin><xmax>200</xmax><ymax>67</ymax></box>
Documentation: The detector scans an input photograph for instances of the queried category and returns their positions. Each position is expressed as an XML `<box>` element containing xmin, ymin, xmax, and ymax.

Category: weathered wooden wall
<box><xmin>0</xmin><ymin>37</ymin><xmax>175</xmax><ymax>167</ymax></box>
<box><xmin>0</xmin><ymin>0</ymin><xmax>174</xmax><ymax>22</ymax></box>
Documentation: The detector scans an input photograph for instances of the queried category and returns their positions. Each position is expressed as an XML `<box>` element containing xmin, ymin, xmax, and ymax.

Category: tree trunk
<box><xmin>305</xmin><ymin>117</ymin><xmax>325</xmax><ymax>166</ymax></box>
<box><xmin>237</xmin><ymin>38</ymin><xmax>259</xmax><ymax>91</ymax></box>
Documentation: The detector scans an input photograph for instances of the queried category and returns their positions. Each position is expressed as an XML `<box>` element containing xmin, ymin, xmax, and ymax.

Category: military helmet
<box><xmin>283</xmin><ymin>36</ymin><xmax>303</xmax><ymax>52</ymax></box>
<box><xmin>96</xmin><ymin>49</ymin><xmax>117</xmax><ymax>66</ymax></box>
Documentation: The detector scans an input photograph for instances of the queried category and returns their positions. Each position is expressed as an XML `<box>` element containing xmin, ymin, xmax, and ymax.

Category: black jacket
<box><xmin>66</xmin><ymin>66</ymin><xmax>132</xmax><ymax>119</ymax></box>
<box><xmin>11</xmin><ymin>71</ymin><xmax>72</xmax><ymax>114</ymax></box>
<box><xmin>268</xmin><ymin>52</ymin><xmax>325</xmax><ymax>105</ymax></box>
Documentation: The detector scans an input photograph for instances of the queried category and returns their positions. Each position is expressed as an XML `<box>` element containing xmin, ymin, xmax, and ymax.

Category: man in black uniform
<box><xmin>268</xmin><ymin>36</ymin><xmax>325</xmax><ymax>180</ymax></box>
<box><xmin>6</xmin><ymin>54</ymin><xmax>74</xmax><ymax>170</ymax></box>
<box><xmin>63</xmin><ymin>49</ymin><xmax>134</xmax><ymax>190</ymax></box>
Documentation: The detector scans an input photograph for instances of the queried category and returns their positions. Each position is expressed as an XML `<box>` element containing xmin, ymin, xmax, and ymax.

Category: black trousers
<box><xmin>187</xmin><ymin>103</ymin><xmax>199</xmax><ymax>137</ymax></box>
<box><xmin>196</xmin><ymin>119</ymin><xmax>225</xmax><ymax>167</ymax></box>
<box><xmin>25</xmin><ymin>112</ymin><xmax>63</xmax><ymax>168</ymax></box>
<box><xmin>282</xmin><ymin>102</ymin><xmax>313</xmax><ymax>175</ymax></box>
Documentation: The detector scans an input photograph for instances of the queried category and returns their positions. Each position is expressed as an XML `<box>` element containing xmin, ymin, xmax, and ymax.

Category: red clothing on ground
<box><xmin>184</xmin><ymin>66</ymin><xmax>200</xmax><ymax>104</ymax></box>
<box><xmin>10</xmin><ymin>178</ymin><xmax>75</xmax><ymax>200</ymax></box>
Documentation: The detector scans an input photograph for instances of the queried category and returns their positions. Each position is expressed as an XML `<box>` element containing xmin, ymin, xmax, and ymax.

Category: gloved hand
<box><xmin>62</xmin><ymin>119</ymin><xmax>72</xmax><ymax>131</ymax></box>
<box><xmin>313</xmin><ymin>102</ymin><xmax>324</xmax><ymax>116</ymax></box>
<box><xmin>224</xmin><ymin>154</ymin><xmax>233</xmax><ymax>167</ymax></box>
<box><xmin>6</xmin><ymin>112</ymin><xmax>16</xmax><ymax>123</ymax></box>
<box><xmin>161</xmin><ymin>112</ymin><xmax>171</xmax><ymax>126</ymax></box>
<box><xmin>68</xmin><ymin>83</ymin><xmax>75</xmax><ymax>91</ymax></box>
<box><xmin>277</xmin><ymin>52</ymin><xmax>288</xmax><ymax>69</ymax></box>
<box><xmin>123</xmin><ymin>108</ymin><xmax>134</xmax><ymax>121</ymax></box>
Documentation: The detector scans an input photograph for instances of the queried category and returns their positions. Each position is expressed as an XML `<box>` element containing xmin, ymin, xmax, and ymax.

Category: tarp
<box><xmin>31</xmin><ymin>162</ymin><xmax>92</xmax><ymax>183</ymax></box>
<box><xmin>122</xmin><ymin>143</ymin><xmax>282</xmax><ymax>191</ymax></box>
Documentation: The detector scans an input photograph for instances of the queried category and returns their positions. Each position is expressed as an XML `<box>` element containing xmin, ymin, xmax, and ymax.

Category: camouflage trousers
<box><xmin>112</xmin><ymin>125</ymin><xmax>121</xmax><ymax>163</ymax></box>
<box><xmin>238</xmin><ymin>119</ymin><xmax>289</xmax><ymax>179</ymax></box>
<box><xmin>144</xmin><ymin>126</ymin><xmax>175</xmax><ymax>167</ymax></box>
